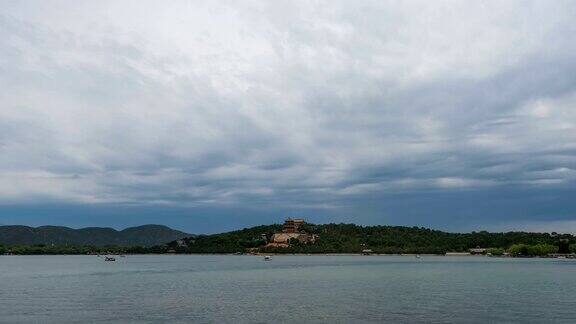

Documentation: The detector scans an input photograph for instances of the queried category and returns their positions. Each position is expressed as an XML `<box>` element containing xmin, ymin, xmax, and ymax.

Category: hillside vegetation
<box><xmin>167</xmin><ymin>223</ymin><xmax>575</xmax><ymax>255</ymax></box>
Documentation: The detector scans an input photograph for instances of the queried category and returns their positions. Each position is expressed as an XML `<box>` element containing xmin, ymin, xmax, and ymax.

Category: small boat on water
<box><xmin>415</xmin><ymin>254</ymin><xmax>421</xmax><ymax>259</ymax></box>
<box><xmin>104</xmin><ymin>256</ymin><xmax>116</xmax><ymax>262</ymax></box>
<box><xmin>264</xmin><ymin>256</ymin><xmax>272</xmax><ymax>261</ymax></box>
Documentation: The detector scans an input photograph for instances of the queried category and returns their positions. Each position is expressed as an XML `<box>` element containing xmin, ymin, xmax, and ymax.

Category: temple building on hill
<box><xmin>282</xmin><ymin>218</ymin><xmax>305</xmax><ymax>233</ymax></box>
<box><xmin>266</xmin><ymin>218</ymin><xmax>317</xmax><ymax>248</ymax></box>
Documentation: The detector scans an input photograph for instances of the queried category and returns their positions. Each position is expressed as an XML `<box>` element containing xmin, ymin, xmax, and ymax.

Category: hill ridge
<box><xmin>165</xmin><ymin>223</ymin><xmax>576</xmax><ymax>254</ymax></box>
<box><xmin>0</xmin><ymin>224</ymin><xmax>192</xmax><ymax>247</ymax></box>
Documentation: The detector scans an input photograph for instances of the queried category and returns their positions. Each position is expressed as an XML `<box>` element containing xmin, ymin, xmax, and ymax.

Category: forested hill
<box><xmin>166</xmin><ymin>223</ymin><xmax>575</xmax><ymax>254</ymax></box>
<box><xmin>0</xmin><ymin>224</ymin><xmax>192</xmax><ymax>247</ymax></box>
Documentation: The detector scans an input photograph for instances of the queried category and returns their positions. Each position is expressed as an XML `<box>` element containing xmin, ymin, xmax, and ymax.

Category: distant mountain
<box><xmin>0</xmin><ymin>224</ymin><xmax>192</xmax><ymax>247</ymax></box>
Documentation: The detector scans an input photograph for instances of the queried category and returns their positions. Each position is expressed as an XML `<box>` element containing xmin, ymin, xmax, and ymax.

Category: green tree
<box><xmin>557</xmin><ymin>240</ymin><xmax>570</xmax><ymax>254</ymax></box>
<box><xmin>526</xmin><ymin>244</ymin><xmax>557</xmax><ymax>256</ymax></box>
<box><xmin>508</xmin><ymin>244</ymin><xmax>529</xmax><ymax>256</ymax></box>
<box><xmin>486</xmin><ymin>247</ymin><xmax>504</xmax><ymax>256</ymax></box>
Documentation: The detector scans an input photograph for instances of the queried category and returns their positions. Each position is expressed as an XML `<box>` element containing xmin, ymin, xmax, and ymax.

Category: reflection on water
<box><xmin>1</xmin><ymin>255</ymin><xmax>575</xmax><ymax>323</ymax></box>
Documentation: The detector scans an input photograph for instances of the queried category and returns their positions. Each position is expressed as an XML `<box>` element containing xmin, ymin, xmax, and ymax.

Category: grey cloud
<box><xmin>0</xmin><ymin>0</ymin><xmax>575</xmax><ymax>229</ymax></box>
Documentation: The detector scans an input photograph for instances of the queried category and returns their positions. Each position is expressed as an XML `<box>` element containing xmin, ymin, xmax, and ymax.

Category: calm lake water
<box><xmin>1</xmin><ymin>255</ymin><xmax>575</xmax><ymax>323</ymax></box>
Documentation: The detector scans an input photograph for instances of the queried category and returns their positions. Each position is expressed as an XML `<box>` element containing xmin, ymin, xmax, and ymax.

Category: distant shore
<box><xmin>3</xmin><ymin>252</ymin><xmax>575</xmax><ymax>259</ymax></box>
<box><xmin>2</xmin><ymin>221</ymin><xmax>575</xmax><ymax>257</ymax></box>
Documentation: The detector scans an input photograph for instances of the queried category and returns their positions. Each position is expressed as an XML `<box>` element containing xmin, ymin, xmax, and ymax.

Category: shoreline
<box><xmin>3</xmin><ymin>253</ymin><xmax>574</xmax><ymax>258</ymax></box>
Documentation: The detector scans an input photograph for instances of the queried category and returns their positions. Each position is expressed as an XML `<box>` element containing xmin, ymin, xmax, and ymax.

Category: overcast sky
<box><xmin>1</xmin><ymin>1</ymin><xmax>575</xmax><ymax>233</ymax></box>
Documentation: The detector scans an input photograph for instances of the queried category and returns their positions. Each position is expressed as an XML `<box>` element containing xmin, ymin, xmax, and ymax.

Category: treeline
<box><xmin>168</xmin><ymin>223</ymin><xmax>576</xmax><ymax>255</ymax></box>
<box><xmin>167</xmin><ymin>225</ymin><xmax>281</xmax><ymax>254</ymax></box>
<box><xmin>3</xmin><ymin>223</ymin><xmax>576</xmax><ymax>256</ymax></box>
<box><xmin>487</xmin><ymin>243</ymin><xmax>570</xmax><ymax>257</ymax></box>
<box><xmin>0</xmin><ymin>244</ymin><xmax>165</xmax><ymax>255</ymax></box>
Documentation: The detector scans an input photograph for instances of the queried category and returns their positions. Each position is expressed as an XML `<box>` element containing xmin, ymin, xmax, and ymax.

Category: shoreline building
<box><xmin>266</xmin><ymin>218</ymin><xmax>317</xmax><ymax>248</ymax></box>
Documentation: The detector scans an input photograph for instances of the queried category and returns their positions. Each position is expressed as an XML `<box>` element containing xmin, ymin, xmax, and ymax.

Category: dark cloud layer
<box><xmin>1</xmin><ymin>1</ymin><xmax>575</xmax><ymax>232</ymax></box>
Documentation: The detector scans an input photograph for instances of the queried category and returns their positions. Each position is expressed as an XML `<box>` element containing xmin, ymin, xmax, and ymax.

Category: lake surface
<box><xmin>1</xmin><ymin>255</ymin><xmax>575</xmax><ymax>323</ymax></box>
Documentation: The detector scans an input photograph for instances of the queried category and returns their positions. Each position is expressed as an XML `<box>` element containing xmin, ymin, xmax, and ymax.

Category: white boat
<box><xmin>415</xmin><ymin>254</ymin><xmax>421</xmax><ymax>259</ymax></box>
<box><xmin>264</xmin><ymin>256</ymin><xmax>272</xmax><ymax>261</ymax></box>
